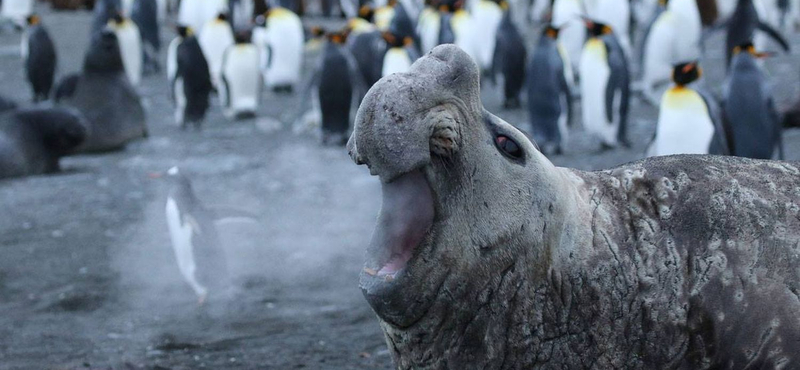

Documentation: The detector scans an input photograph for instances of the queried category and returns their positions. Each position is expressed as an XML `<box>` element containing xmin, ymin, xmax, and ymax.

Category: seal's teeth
<box><xmin>364</xmin><ymin>267</ymin><xmax>378</xmax><ymax>276</ymax></box>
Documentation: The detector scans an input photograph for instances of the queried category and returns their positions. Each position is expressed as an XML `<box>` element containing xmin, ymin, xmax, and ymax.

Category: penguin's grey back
<box><xmin>724</xmin><ymin>54</ymin><xmax>780</xmax><ymax>159</ymax></box>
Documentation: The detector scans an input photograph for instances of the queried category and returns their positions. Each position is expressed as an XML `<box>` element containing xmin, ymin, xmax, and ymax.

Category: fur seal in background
<box><xmin>131</xmin><ymin>0</ymin><xmax>161</xmax><ymax>74</ymax></box>
<box><xmin>56</xmin><ymin>30</ymin><xmax>147</xmax><ymax>153</ymax></box>
<box><xmin>21</xmin><ymin>15</ymin><xmax>57</xmax><ymax>103</ymax></box>
<box><xmin>348</xmin><ymin>44</ymin><xmax>800</xmax><ymax>369</ymax></box>
<box><xmin>171</xmin><ymin>26</ymin><xmax>213</xmax><ymax>129</ymax></box>
<box><xmin>722</xmin><ymin>42</ymin><xmax>783</xmax><ymax>159</ymax></box>
<box><xmin>0</xmin><ymin>107</ymin><xmax>86</xmax><ymax>180</ymax></box>
<box><xmin>648</xmin><ymin>61</ymin><xmax>730</xmax><ymax>156</ymax></box>
<box><xmin>527</xmin><ymin>25</ymin><xmax>572</xmax><ymax>156</ymax></box>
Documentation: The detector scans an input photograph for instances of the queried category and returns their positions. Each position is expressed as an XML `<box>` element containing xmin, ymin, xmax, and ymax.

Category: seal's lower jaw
<box><xmin>360</xmin><ymin>170</ymin><xmax>438</xmax><ymax>327</ymax></box>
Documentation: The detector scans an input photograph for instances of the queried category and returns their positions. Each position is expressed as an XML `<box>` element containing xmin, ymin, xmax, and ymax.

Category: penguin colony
<box><xmin>0</xmin><ymin>0</ymin><xmax>798</xmax><ymax>302</ymax></box>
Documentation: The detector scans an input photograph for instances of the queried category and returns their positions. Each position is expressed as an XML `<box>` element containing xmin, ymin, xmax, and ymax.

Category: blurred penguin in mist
<box><xmin>21</xmin><ymin>14</ymin><xmax>57</xmax><ymax>102</ymax></box>
<box><xmin>527</xmin><ymin>24</ymin><xmax>573</xmax><ymax>156</ymax></box>
<box><xmin>220</xmin><ymin>30</ymin><xmax>262</xmax><ymax>120</ymax></box>
<box><xmin>163</xmin><ymin>167</ymin><xmax>230</xmax><ymax>305</ymax></box>
<box><xmin>178</xmin><ymin>0</ymin><xmax>227</xmax><ymax>34</ymax></box>
<box><xmin>381</xmin><ymin>30</ymin><xmax>419</xmax><ymax>77</ymax></box>
<box><xmin>228</xmin><ymin>0</ymin><xmax>255</xmax><ymax>30</ymax></box>
<box><xmin>722</xmin><ymin>42</ymin><xmax>784</xmax><ymax>159</ymax></box>
<box><xmin>169</xmin><ymin>26</ymin><xmax>213</xmax><ymax>129</ymax></box>
<box><xmin>131</xmin><ymin>0</ymin><xmax>161</xmax><ymax>74</ymax></box>
<box><xmin>725</xmin><ymin>0</ymin><xmax>789</xmax><ymax>67</ymax></box>
<box><xmin>91</xmin><ymin>0</ymin><xmax>122</xmax><ymax>39</ymax></box>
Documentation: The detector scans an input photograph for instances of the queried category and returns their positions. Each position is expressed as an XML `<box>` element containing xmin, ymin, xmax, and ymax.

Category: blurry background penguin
<box><xmin>228</xmin><ymin>0</ymin><xmax>255</xmax><ymax>30</ymax></box>
<box><xmin>220</xmin><ymin>30</ymin><xmax>262</xmax><ymax>120</ymax></box>
<box><xmin>345</xmin><ymin>5</ymin><xmax>387</xmax><ymax>90</ymax></box>
<box><xmin>199</xmin><ymin>13</ymin><xmax>235</xmax><ymax>89</ymax></box>
<box><xmin>584</xmin><ymin>0</ymin><xmax>632</xmax><ymax>57</ymax></box>
<box><xmin>297</xmin><ymin>28</ymin><xmax>365</xmax><ymax>146</ymax></box>
<box><xmin>131</xmin><ymin>0</ymin><xmax>161</xmax><ymax>74</ymax></box>
<box><xmin>491</xmin><ymin>5</ymin><xmax>526</xmax><ymax>109</ymax></box>
<box><xmin>21</xmin><ymin>14</ymin><xmax>56</xmax><ymax>103</ymax></box>
<box><xmin>380</xmin><ymin>30</ymin><xmax>419</xmax><ymax>77</ymax></box>
<box><xmin>91</xmin><ymin>0</ymin><xmax>121</xmax><ymax>39</ymax></box>
<box><xmin>0</xmin><ymin>0</ymin><xmax>33</xmax><ymax>29</ymax></box>
<box><xmin>251</xmin><ymin>4</ymin><xmax>304</xmax><ymax>93</ymax></box>
<box><xmin>177</xmin><ymin>0</ymin><xmax>227</xmax><ymax>34</ymax></box>
<box><xmin>527</xmin><ymin>24</ymin><xmax>573</xmax><ymax>156</ymax></box>
<box><xmin>107</xmin><ymin>12</ymin><xmax>143</xmax><ymax>86</ymax></box>
<box><xmin>169</xmin><ymin>26</ymin><xmax>213</xmax><ymax>130</ymax></box>
<box><xmin>579</xmin><ymin>19</ymin><xmax>631</xmax><ymax>150</ymax></box>
<box><xmin>722</xmin><ymin>42</ymin><xmax>784</xmax><ymax>159</ymax></box>
<box><xmin>550</xmin><ymin>0</ymin><xmax>583</xmax><ymax>80</ymax></box>
<box><xmin>647</xmin><ymin>61</ymin><xmax>730</xmax><ymax>157</ymax></box>
<box><xmin>723</xmin><ymin>0</ymin><xmax>789</xmax><ymax>67</ymax></box>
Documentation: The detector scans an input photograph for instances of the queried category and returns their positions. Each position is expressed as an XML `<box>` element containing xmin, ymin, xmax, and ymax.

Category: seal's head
<box><xmin>349</xmin><ymin>45</ymin><xmax>566</xmax><ymax>328</ymax></box>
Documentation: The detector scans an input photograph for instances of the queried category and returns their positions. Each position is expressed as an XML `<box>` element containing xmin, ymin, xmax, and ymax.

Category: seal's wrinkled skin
<box><xmin>348</xmin><ymin>45</ymin><xmax>800</xmax><ymax>369</ymax></box>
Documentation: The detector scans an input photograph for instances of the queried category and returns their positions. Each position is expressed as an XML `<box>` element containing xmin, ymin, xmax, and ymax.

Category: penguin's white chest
<box><xmin>165</xmin><ymin>197</ymin><xmax>205</xmax><ymax>297</ymax></box>
<box><xmin>417</xmin><ymin>9</ymin><xmax>440</xmax><ymax>54</ymax></box>
<box><xmin>178</xmin><ymin>0</ymin><xmax>226</xmax><ymax>33</ymax></box>
<box><xmin>199</xmin><ymin>21</ymin><xmax>235</xmax><ymax>87</ymax></box>
<box><xmin>261</xmin><ymin>11</ymin><xmax>304</xmax><ymax>88</ymax></box>
<box><xmin>166</xmin><ymin>37</ymin><xmax>181</xmax><ymax>83</ymax></box>
<box><xmin>382</xmin><ymin>48</ymin><xmax>413</xmax><ymax>77</ymax></box>
<box><xmin>552</xmin><ymin>0</ymin><xmax>583</xmax><ymax>71</ymax></box>
<box><xmin>471</xmin><ymin>0</ymin><xmax>503</xmax><ymax>70</ymax></box>
<box><xmin>221</xmin><ymin>45</ymin><xmax>261</xmax><ymax>117</ymax></box>
<box><xmin>113</xmin><ymin>22</ymin><xmax>144</xmax><ymax>86</ymax></box>
<box><xmin>652</xmin><ymin>88</ymin><xmax>715</xmax><ymax>156</ymax></box>
<box><xmin>580</xmin><ymin>39</ymin><xmax>616</xmax><ymax>144</ymax></box>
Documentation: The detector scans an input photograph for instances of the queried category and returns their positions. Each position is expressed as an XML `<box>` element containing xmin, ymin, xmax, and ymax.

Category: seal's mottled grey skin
<box><xmin>348</xmin><ymin>45</ymin><xmax>800</xmax><ymax>369</ymax></box>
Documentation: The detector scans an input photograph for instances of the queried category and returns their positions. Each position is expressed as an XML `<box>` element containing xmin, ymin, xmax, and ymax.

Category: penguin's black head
<box><xmin>438</xmin><ymin>0</ymin><xmax>463</xmax><ymax>12</ymax></box>
<box><xmin>26</xmin><ymin>14</ymin><xmax>40</xmax><ymax>26</ymax></box>
<box><xmin>217</xmin><ymin>12</ymin><xmax>229</xmax><ymax>22</ymax></box>
<box><xmin>112</xmin><ymin>12</ymin><xmax>124</xmax><ymax>25</ymax></box>
<box><xmin>234</xmin><ymin>30</ymin><xmax>252</xmax><ymax>44</ymax></box>
<box><xmin>326</xmin><ymin>30</ymin><xmax>349</xmax><ymax>44</ymax></box>
<box><xmin>84</xmin><ymin>30</ymin><xmax>125</xmax><ymax>74</ymax></box>
<box><xmin>358</xmin><ymin>5</ymin><xmax>375</xmax><ymax>22</ymax></box>
<box><xmin>672</xmin><ymin>61</ymin><xmax>701</xmax><ymax>86</ymax></box>
<box><xmin>584</xmin><ymin>19</ymin><xmax>612</xmax><ymax>38</ymax></box>
<box><xmin>543</xmin><ymin>24</ymin><xmax>560</xmax><ymax>39</ymax></box>
<box><xmin>382</xmin><ymin>31</ymin><xmax>413</xmax><ymax>48</ymax></box>
<box><xmin>732</xmin><ymin>41</ymin><xmax>771</xmax><ymax>58</ymax></box>
<box><xmin>177</xmin><ymin>25</ymin><xmax>193</xmax><ymax>38</ymax></box>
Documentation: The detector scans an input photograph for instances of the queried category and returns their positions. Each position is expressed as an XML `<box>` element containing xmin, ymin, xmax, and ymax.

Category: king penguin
<box><xmin>21</xmin><ymin>14</ymin><xmax>57</xmax><ymax>103</ymax></box>
<box><xmin>345</xmin><ymin>5</ymin><xmax>386</xmax><ymax>90</ymax></box>
<box><xmin>551</xmin><ymin>0</ymin><xmax>584</xmax><ymax>77</ymax></box>
<box><xmin>417</xmin><ymin>0</ymin><xmax>439</xmax><ymax>54</ymax></box>
<box><xmin>108</xmin><ymin>13</ymin><xmax>144</xmax><ymax>86</ymax></box>
<box><xmin>722</xmin><ymin>42</ymin><xmax>784</xmax><ymax>159</ymax></box>
<box><xmin>255</xmin><ymin>5</ymin><xmax>304</xmax><ymax>92</ymax></box>
<box><xmin>579</xmin><ymin>19</ymin><xmax>630</xmax><ymax>150</ymax></box>
<box><xmin>164</xmin><ymin>167</ymin><xmax>229</xmax><ymax>305</ymax></box>
<box><xmin>220</xmin><ymin>30</ymin><xmax>262</xmax><ymax>120</ymax></box>
<box><xmin>648</xmin><ymin>61</ymin><xmax>730</xmax><ymax>156</ymax></box>
<box><xmin>381</xmin><ymin>31</ymin><xmax>419</xmax><ymax>77</ymax></box>
<box><xmin>131</xmin><ymin>0</ymin><xmax>161</xmax><ymax>74</ymax></box>
<box><xmin>199</xmin><ymin>13</ymin><xmax>235</xmax><ymax>89</ymax></box>
<box><xmin>91</xmin><ymin>0</ymin><xmax>121</xmax><ymax>40</ymax></box>
<box><xmin>177</xmin><ymin>0</ymin><xmax>227</xmax><ymax>34</ymax></box>
<box><xmin>171</xmin><ymin>26</ymin><xmax>213</xmax><ymax>129</ymax></box>
<box><xmin>1</xmin><ymin>0</ymin><xmax>34</xmax><ymax>28</ymax></box>
<box><xmin>493</xmin><ymin>8</ymin><xmax>526</xmax><ymax>109</ymax></box>
<box><xmin>527</xmin><ymin>24</ymin><xmax>573</xmax><ymax>156</ymax></box>
<box><xmin>585</xmin><ymin>0</ymin><xmax>632</xmax><ymax>56</ymax></box>
<box><xmin>726</xmin><ymin>0</ymin><xmax>789</xmax><ymax>67</ymax></box>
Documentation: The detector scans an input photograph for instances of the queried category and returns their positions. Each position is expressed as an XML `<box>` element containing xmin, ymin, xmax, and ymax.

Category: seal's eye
<box><xmin>495</xmin><ymin>135</ymin><xmax>522</xmax><ymax>159</ymax></box>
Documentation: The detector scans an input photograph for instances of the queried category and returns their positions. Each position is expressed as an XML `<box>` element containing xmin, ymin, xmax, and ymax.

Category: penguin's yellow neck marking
<box><xmin>663</xmin><ymin>86</ymin><xmax>706</xmax><ymax>111</ymax></box>
<box><xmin>584</xmin><ymin>38</ymin><xmax>606</xmax><ymax>59</ymax></box>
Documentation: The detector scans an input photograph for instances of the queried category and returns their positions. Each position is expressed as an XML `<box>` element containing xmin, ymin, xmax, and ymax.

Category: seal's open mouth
<box><xmin>364</xmin><ymin>170</ymin><xmax>435</xmax><ymax>280</ymax></box>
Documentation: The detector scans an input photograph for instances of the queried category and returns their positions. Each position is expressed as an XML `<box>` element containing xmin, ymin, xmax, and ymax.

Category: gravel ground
<box><xmin>0</xmin><ymin>4</ymin><xmax>798</xmax><ymax>370</ymax></box>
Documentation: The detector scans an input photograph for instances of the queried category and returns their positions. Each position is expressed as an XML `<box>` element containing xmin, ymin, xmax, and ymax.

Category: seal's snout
<box><xmin>349</xmin><ymin>44</ymin><xmax>481</xmax><ymax>181</ymax></box>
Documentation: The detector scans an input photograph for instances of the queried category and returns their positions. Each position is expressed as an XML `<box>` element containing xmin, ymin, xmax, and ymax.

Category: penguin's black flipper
<box><xmin>699</xmin><ymin>89</ymin><xmax>731</xmax><ymax>155</ymax></box>
<box><xmin>719</xmin><ymin>102</ymin><xmax>738</xmax><ymax>156</ymax></box>
<box><xmin>756</xmin><ymin>21</ymin><xmax>790</xmax><ymax>52</ymax></box>
<box><xmin>53</xmin><ymin>74</ymin><xmax>80</xmax><ymax>102</ymax></box>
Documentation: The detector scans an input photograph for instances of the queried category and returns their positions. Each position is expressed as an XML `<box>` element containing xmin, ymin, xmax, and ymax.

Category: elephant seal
<box><xmin>347</xmin><ymin>45</ymin><xmax>800</xmax><ymax>369</ymax></box>
<box><xmin>0</xmin><ymin>106</ymin><xmax>87</xmax><ymax>179</ymax></box>
<box><xmin>57</xmin><ymin>30</ymin><xmax>147</xmax><ymax>153</ymax></box>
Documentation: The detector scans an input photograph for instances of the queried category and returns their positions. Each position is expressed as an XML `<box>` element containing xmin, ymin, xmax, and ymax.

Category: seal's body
<box><xmin>348</xmin><ymin>44</ymin><xmax>800</xmax><ymax>369</ymax></box>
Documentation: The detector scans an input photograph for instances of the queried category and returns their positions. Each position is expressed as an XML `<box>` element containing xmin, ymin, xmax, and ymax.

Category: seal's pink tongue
<box><xmin>370</xmin><ymin>171</ymin><xmax>435</xmax><ymax>276</ymax></box>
